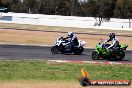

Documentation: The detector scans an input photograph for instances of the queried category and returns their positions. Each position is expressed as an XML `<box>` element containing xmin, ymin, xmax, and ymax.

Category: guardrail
<box><xmin>0</xmin><ymin>12</ymin><xmax>131</xmax><ymax>31</ymax></box>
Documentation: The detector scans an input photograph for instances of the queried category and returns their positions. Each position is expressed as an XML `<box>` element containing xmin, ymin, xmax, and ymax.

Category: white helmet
<box><xmin>68</xmin><ymin>32</ymin><xmax>74</xmax><ymax>37</ymax></box>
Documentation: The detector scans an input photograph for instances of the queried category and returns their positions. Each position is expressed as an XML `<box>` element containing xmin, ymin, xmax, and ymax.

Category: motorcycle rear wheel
<box><xmin>74</xmin><ymin>46</ymin><xmax>84</xmax><ymax>55</ymax></box>
<box><xmin>115</xmin><ymin>51</ymin><xmax>125</xmax><ymax>61</ymax></box>
<box><xmin>108</xmin><ymin>51</ymin><xmax>125</xmax><ymax>61</ymax></box>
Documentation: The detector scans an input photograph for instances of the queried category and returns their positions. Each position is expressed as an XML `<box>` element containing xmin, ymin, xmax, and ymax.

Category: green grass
<box><xmin>0</xmin><ymin>60</ymin><xmax>132</xmax><ymax>82</ymax></box>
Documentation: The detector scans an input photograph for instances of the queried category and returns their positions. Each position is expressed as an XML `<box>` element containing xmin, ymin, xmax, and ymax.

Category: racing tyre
<box><xmin>92</xmin><ymin>51</ymin><xmax>99</xmax><ymax>60</ymax></box>
<box><xmin>74</xmin><ymin>46</ymin><xmax>84</xmax><ymax>55</ymax></box>
<box><xmin>51</xmin><ymin>46</ymin><xmax>59</xmax><ymax>54</ymax></box>
<box><xmin>115</xmin><ymin>51</ymin><xmax>125</xmax><ymax>61</ymax></box>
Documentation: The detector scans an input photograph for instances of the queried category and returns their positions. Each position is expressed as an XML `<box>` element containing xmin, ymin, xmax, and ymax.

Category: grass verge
<box><xmin>0</xmin><ymin>60</ymin><xmax>132</xmax><ymax>82</ymax></box>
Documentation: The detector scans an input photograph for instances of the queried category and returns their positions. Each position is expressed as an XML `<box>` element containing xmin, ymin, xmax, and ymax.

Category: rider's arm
<box><xmin>107</xmin><ymin>40</ymin><xmax>116</xmax><ymax>49</ymax></box>
<box><xmin>71</xmin><ymin>36</ymin><xmax>78</xmax><ymax>43</ymax></box>
<box><xmin>104</xmin><ymin>39</ymin><xmax>111</xmax><ymax>43</ymax></box>
<box><xmin>64</xmin><ymin>36</ymin><xmax>70</xmax><ymax>39</ymax></box>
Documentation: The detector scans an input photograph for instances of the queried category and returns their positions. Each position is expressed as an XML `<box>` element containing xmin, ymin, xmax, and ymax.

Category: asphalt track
<box><xmin>0</xmin><ymin>44</ymin><xmax>132</xmax><ymax>62</ymax></box>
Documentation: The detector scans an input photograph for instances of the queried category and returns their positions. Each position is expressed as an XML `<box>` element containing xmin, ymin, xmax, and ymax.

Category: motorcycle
<box><xmin>51</xmin><ymin>37</ymin><xmax>86</xmax><ymax>55</ymax></box>
<box><xmin>92</xmin><ymin>39</ymin><xmax>128</xmax><ymax>61</ymax></box>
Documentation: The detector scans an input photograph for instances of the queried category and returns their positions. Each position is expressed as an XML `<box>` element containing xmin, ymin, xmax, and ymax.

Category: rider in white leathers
<box><xmin>104</xmin><ymin>33</ymin><xmax>119</xmax><ymax>51</ymax></box>
<box><xmin>65</xmin><ymin>32</ymin><xmax>79</xmax><ymax>47</ymax></box>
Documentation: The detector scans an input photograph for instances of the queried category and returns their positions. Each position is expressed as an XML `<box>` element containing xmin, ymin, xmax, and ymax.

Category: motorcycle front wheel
<box><xmin>51</xmin><ymin>46</ymin><xmax>60</xmax><ymax>54</ymax></box>
<box><xmin>92</xmin><ymin>51</ymin><xmax>99</xmax><ymax>60</ymax></box>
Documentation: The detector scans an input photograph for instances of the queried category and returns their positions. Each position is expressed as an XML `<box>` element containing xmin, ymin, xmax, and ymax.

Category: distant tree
<box><xmin>23</xmin><ymin>0</ymin><xmax>40</xmax><ymax>14</ymax></box>
<box><xmin>114</xmin><ymin>0</ymin><xmax>132</xmax><ymax>18</ymax></box>
<box><xmin>10</xmin><ymin>0</ymin><xmax>26</xmax><ymax>13</ymax></box>
<box><xmin>1</xmin><ymin>0</ymin><xmax>132</xmax><ymax>19</ymax></box>
<box><xmin>0</xmin><ymin>0</ymin><xmax>12</xmax><ymax>5</ymax></box>
<box><xmin>86</xmin><ymin>0</ymin><xmax>117</xmax><ymax>26</ymax></box>
<box><xmin>86</xmin><ymin>0</ymin><xmax>98</xmax><ymax>17</ymax></box>
<box><xmin>70</xmin><ymin>0</ymin><xmax>79</xmax><ymax>16</ymax></box>
<box><xmin>39</xmin><ymin>0</ymin><xmax>57</xmax><ymax>15</ymax></box>
<box><xmin>55</xmin><ymin>0</ymin><xmax>71</xmax><ymax>16</ymax></box>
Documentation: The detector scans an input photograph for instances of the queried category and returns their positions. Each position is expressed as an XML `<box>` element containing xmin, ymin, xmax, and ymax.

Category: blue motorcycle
<box><xmin>51</xmin><ymin>37</ymin><xmax>86</xmax><ymax>55</ymax></box>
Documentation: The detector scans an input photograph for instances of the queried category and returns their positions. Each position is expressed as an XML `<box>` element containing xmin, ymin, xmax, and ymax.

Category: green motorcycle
<box><xmin>92</xmin><ymin>40</ymin><xmax>128</xmax><ymax>61</ymax></box>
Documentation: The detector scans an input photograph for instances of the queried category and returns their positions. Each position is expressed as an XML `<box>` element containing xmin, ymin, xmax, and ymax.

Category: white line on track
<box><xmin>48</xmin><ymin>60</ymin><xmax>132</xmax><ymax>65</ymax></box>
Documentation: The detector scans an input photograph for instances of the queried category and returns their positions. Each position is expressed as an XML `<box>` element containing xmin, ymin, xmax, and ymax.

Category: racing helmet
<box><xmin>109</xmin><ymin>33</ymin><xmax>115</xmax><ymax>39</ymax></box>
<box><xmin>68</xmin><ymin>32</ymin><xmax>74</xmax><ymax>37</ymax></box>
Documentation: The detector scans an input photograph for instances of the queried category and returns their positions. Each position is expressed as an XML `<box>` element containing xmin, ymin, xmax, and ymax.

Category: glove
<box><xmin>107</xmin><ymin>48</ymin><xmax>113</xmax><ymax>52</ymax></box>
<box><xmin>106</xmin><ymin>47</ymin><xmax>110</xmax><ymax>51</ymax></box>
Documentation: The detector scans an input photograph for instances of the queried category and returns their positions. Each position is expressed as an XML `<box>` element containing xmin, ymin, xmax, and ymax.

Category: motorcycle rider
<box><xmin>104</xmin><ymin>33</ymin><xmax>119</xmax><ymax>51</ymax></box>
<box><xmin>65</xmin><ymin>32</ymin><xmax>79</xmax><ymax>48</ymax></box>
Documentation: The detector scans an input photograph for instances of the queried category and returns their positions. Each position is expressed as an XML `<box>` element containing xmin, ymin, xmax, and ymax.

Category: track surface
<box><xmin>0</xmin><ymin>44</ymin><xmax>132</xmax><ymax>62</ymax></box>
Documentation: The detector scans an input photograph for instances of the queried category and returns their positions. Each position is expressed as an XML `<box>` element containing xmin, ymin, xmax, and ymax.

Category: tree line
<box><xmin>1</xmin><ymin>0</ymin><xmax>132</xmax><ymax>19</ymax></box>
